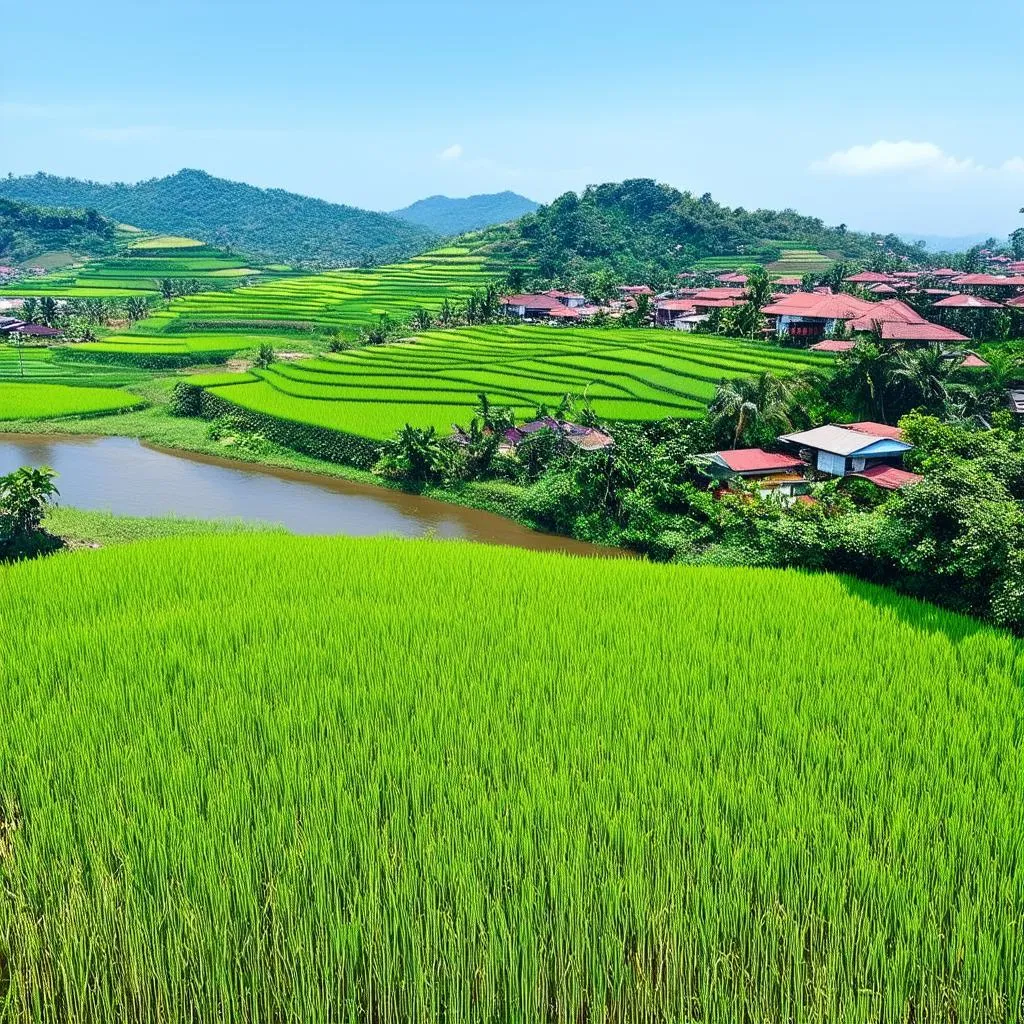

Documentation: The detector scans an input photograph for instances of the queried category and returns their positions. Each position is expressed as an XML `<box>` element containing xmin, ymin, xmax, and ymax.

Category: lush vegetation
<box><xmin>491</xmin><ymin>179</ymin><xmax>931</xmax><ymax>291</ymax></box>
<box><xmin>0</xmin><ymin>198</ymin><xmax>121</xmax><ymax>265</ymax></box>
<box><xmin>0</xmin><ymin>170</ymin><xmax>436</xmax><ymax>268</ymax></box>
<box><xmin>390</xmin><ymin>191</ymin><xmax>539</xmax><ymax>234</ymax></box>
<box><xmin>55</xmin><ymin>245</ymin><xmax>509</xmax><ymax>361</ymax></box>
<box><xmin>197</xmin><ymin>326</ymin><xmax>825</xmax><ymax>439</ymax></box>
<box><xmin>0</xmin><ymin>534</ymin><xmax>1019</xmax><ymax>1021</ymax></box>
<box><xmin>3</xmin><ymin>236</ymin><xmax>300</xmax><ymax>299</ymax></box>
<box><xmin>0</xmin><ymin>381</ymin><xmax>143</xmax><ymax>420</ymax></box>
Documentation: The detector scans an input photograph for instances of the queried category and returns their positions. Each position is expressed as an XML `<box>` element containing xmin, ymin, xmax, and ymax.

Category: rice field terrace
<box><xmin>0</xmin><ymin>380</ymin><xmax>143</xmax><ymax>419</ymax></box>
<box><xmin>693</xmin><ymin>246</ymin><xmax>835</xmax><ymax>278</ymax></box>
<box><xmin>0</xmin><ymin>345</ymin><xmax>149</xmax><ymax>386</ymax></box>
<box><xmin>0</xmin><ymin>534</ymin><xmax>1020</xmax><ymax>1021</ymax></box>
<box><xmin>2</xmin><ymin>236</ymin><xmax>300</xmax><ymax>298</ymax></box>
<box><xmin>132</xmin><ymin>244</ymin><xmax>506</xmax><ymax>336</ymax></box>
<box><xmin>201</xmin><ymin>325</ymin><xmax>827</xmax><ymax>439</ymax></box>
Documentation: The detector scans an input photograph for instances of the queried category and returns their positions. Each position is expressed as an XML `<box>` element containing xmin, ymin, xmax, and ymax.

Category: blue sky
<box><xmin>2</xmin><ymin>0</ymin><xmax>1022</xmax><ymax>237</ymax></box>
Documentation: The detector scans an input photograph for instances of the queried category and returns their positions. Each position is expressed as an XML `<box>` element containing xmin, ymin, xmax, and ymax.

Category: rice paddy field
<box><xmin>2</xmin><ymin>237</ymin><xmax>299</xmax><ymax>298</ymax></box>
<box><xmin>201</xmin><ymin>325</ymin><xmax>827</xmax><ymax>439</ymax></box>
<box><xmin>136</xmin><ymin>244</ymin><xmax>505</xmax><ymax>337</ymax></box>
<box><xmin>0</xmin><ymin>380</ymin><xmax>143</xmax><ymax>419</ymax></box>
<box><xmin>0</xmin><ymin>345</ymin><xmax>149</xmax><ymax>386</ymax></box>
<box><xmin>0</xmin><ymin>534</ymin><xmax>1020</xmax><ymax>1021</ymax></box>
<box><xmin>693</xmin><ymin>247</ymin><xmax>835</xmax><ymax>279</ymax></box>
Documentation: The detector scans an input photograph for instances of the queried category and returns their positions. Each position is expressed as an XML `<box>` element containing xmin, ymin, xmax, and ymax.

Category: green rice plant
<box><xmin>0</xmin><ymin>381</ymin><xmax>143</xmax><ymax>419</ymax></box>
<box><xmin>0</xmin><ymin>535</ymin><xmax>1020</xmax><ymax>1021</ymax></box>
<box><xmin>199</xmin><ymin>325</ymin><xmax>826</xmax><ymax>440</ymax></box>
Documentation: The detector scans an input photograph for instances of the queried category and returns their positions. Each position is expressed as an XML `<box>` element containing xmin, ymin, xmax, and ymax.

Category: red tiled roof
<box><xmin>879</xmin><ymin>321</ymin><xmax>969</xmax><ymax>342</ymax></box>
<box><xmin>543</xmin><ymin>289</ymin><xmax>585</xmax><ymax>300</ymax></box>
<box><xmin>715</xmin><ymin>448</ymin><xmax>805</xmax><ymax>473</ymax></box>
<box><xmin>845</xmin><ymin>271</ymin><xmax>894</xmax><ymax>284</ymax></box>
<box><xmin>891</xmin><ymin>271</ymin><xmax>921</xmax><ymax>278</ymax></box>
<box><xmin>693</xmin><ymin>287</ymin><xmax>749</xmax><ymax>299</ymax></box>
<box><xmin>656</xmin><ymin>299</ymin><xmax>698</xmax><ymax>311</ymax></box>
<box><xmin>1006</xmin><ymin>295</ymin><xmax>1024</xmax><ymax>308</ymax></box>
<box><xmin>850</xmin><ymin>465</ymin><xmax>923</xmax><ymax>490</ymax></box>
<box><xmin>868</xmin><ymin>283</ymin><xmax>898</xmax><ymax>294</ymax></box>
<box><xmin>959</xmin><ymin>352</ymin><xmax>990</xmax><ymax>368</ymax></box>
<box><xmin>773</xmin><ymin>276</ymin><xmax>803</xmax><ymax>286</ymax></box>
<box><xmin>950</xmin><ymin>274</ymin><xmax>1024</xmax><ymax>287</ymax></box>
<box><xmin>716</xmin><ymin>272</ymin><xmax>748</xmax><ymax>283</ymax></box>
<box><xmin>502</xmin><ymin>293</ymin><xmax>562</xmax><ymax>309</ymax></box>
<box><xmin>693</xmin><ymin>297</ymin><xmax>745</xmax><ymax>309</ymax></box>
<box><xmin>809</xmin><ymin>339</ymin><xmax>857</xmax><ymax>352</ymax></box>
<box><xmin>846</xmin><ymin>421</ymin><xmax>904</xmax><ymax>440</ymax></box>
<box><xmin>618</xmin><ymin>285</ymin><xmax>653</xmax><ymax>294</ymax></box>
<box><xmin>932</xmin><ymin>294</ymin><xmax>1003</xmax><ymax>309</ymax></box>
<box><xmin>546</xmin><ymin>305</ymin><xmax>581</xmax><ymax>318</ymax></box>
<box><xmin>847</xmin><ymin>299</ymin><xmax>926</xmax><ymax>329</ymax></box>
<box><xmin>7</xmin><ymin>323</ymin><xmax>60</xmax><ymax>336</ymax></box>
<box><xmin>929</xmin><ymin>268</ymin><xmax>958</xmax><ymax>277</ymax></box>
<box><xmin>761</xmin><ymin>291</ymin><xmax>878</xmax><ymax>319</ymax></box>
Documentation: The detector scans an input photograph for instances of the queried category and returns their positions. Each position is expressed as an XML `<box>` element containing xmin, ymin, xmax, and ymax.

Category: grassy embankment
<box><xmin>0</xmin><ymin>534</ymin><xmax>1020</xmax><ymax>1021</ymax></box>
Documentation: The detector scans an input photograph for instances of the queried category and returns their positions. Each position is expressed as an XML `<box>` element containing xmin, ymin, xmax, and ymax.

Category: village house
<box><xmin>499</xmin><ymin>417</ymin><xmax>614</xmax><ymax>453</ymax></box>
<box><xmin>1009</xmin><ymin>388</ymin><xmax>1024</xmax><ymax>423</ymax></box>
<box><xmin>697</xmin><ymin>448</ymin><xmax>808</xmax><ymax>498</ymax></box>
<box><xmin>760</xmin><ymin>292</ymin><xmax>880</xmax><ymax>341</ymax></box>
<box><xmin>777</xmin><ymin>423</ymin><xmax>920</xmax><ymax>489</ymax></box>
<box><xmin>0</xmin><ymin>320</ymin><xmax>61</xmax><ymax>338</ymax></box>
<box><xmin>501</xmin><ymin>291</ymin><xmax>597</xmax><ymax>322</ymax></box>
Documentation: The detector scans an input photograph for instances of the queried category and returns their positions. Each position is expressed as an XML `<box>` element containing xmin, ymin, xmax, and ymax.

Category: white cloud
<box><xmin>438</xmin><ymin>143</ymin><xmax>463</xmax><ymax>162</ymax></box>
<box><xmin>999</xmin><ymin>156</ymin><xmax>1024</xmax><ymax>175</ymax></box>
<box><xmin>811</xmin><ymin>140</ymin><xmax>980</xmax><ymax>176</ymax></box>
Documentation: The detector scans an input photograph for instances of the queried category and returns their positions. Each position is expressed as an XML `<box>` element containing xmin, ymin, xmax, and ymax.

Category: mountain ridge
<box><xmin>390</xmin><ymin>191</ymin><xmax>538</xmax><ymax>234</ymax></box>
<box><xmin>0</xmin><ymin>170</ymin><xmax>435</xmax><ymax>268</ymax></box>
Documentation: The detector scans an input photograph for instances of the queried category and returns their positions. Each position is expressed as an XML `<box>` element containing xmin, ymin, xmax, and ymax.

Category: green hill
<box><xmin>0</xmin><ymin>170</ymin><xmax>437</xmax><ymax>269</ymax></box>
<box><xmin>0</xmin><ymin>534</ymin><xmax>1019</xmax><ymax>1021</ymax></box>
<box><xmin>0</xmin><ymin>198</ymin><xmax>121</xmax><ymax>265</ymax></box>
<box><xmin>492</xmin><ymin>178</ymin><xmax>930</xmax><ymax>289</ymax></box>
<box><xmin>390</xmin><ymin>191</ymin><xmax>539</xmax><ymax>234</ymax></box>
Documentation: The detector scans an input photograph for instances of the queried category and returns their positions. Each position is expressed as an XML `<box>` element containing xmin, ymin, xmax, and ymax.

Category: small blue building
<box><xmin>778</xmin><ymin>425</ymin><xmax>913</xmax><ymax>478</ymax></box>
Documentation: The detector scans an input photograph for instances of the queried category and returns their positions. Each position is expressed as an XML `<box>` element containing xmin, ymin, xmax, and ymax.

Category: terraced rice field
<box><xmin>0</xmin><ymin>381</ymin><xmax>143</xmax><ymax>419</ymax></box>
<box><xmin>71</xmin><ymin>332</ymin><xmax>298</xmax><ymax>363</ymax></box>
<box><xmin>0</xmin><ymin>535</ymin><xmax>1020</xmax><ymax>1021</ymax></box>
<box><xmin>2</xmin><ymin>238</ymin><xmax>299</xmax><ymax>298</ymax></box>
<box><xmin>202</xmin><ymin>325</ymin><xmax>826</xmax><ymax>439</ymax></box>
<box><xmin>766</xmin><ymin>243</ymin><xmax>835</xmax><ymax>276</ymax></box>
<box><xmin>140</xmin><ymin>245</ymin><xmax>504</xmax><ymax>336</ymax></box>
<box><xmin>0</xmin><ymin>345</ymin><xmax>149</xmax><ymax>385</ymax></box>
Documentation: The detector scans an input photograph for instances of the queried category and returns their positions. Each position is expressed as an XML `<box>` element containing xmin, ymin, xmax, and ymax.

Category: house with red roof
<box><xmin>501</xmin><ymin>291</ymin><xmax>598</xmax><ymax>322</ymax></box>
<box><xmin>618</xmin><ymin>285</ymin><xmax>653</xmax><ymax>296</ymax></box>
<box><xmin>844</xmin><ymin>271</ymin><xmax>895</xmax><ymax>285</ymax></box>
<box><xmin>697</xmin><ymin>448</ymin><xmax>808</xmax><ymax>498</ymax></box>
<box><xmin>778</xmin><ymin>424</ymin><xmax>916</xmax><ymax>484</ymax></box>
<box><xmin>760</xmin><ymin>291</ymin><xmax>880</xmax><ymax>341</ymax></box>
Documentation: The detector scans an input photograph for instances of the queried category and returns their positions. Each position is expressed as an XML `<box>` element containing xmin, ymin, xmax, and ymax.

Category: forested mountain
<box><xmin>0</xmin><ymin>170</ymin><xmax>436</xmax><ymax>269</ymax></box>
<box><xmin>391</xmin><ymin>191</ymin><xmax>539</xmax><ymax>234</ymax></box>
<box><xmin>0</xmin><ymin>199</ymin><xmax>120</xmax><ymax>264</ymax></box>
<box><xmin>491</xmin><ymin>179</ymin><xmax>932</xmax><ymax>289</ymax></box>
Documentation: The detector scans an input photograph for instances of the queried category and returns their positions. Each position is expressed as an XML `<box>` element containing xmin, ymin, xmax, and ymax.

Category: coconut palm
<box><xmin>708</xmin><ymin>371</ymin><xmax>811</xmax><ymax>448</ymax></box>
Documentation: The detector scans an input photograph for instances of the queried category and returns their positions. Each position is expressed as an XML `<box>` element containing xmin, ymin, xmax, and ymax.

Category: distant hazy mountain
<box><xmin>0</xmin><ymin>170</ymin><xmax>436</xmax><ymax>268</ymax></box>
<box><xmin>0</xmin><ymin>198</ymin><xmax>120</xmax><ymax>264</ymax></box>
<box><xmin>390</xmin><ymin>191</ymin><xmax>539</xmax><ymax>235</ymax></box>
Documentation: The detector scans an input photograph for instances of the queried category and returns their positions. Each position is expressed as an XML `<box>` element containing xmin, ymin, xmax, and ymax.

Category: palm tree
<box><xmin>708</xmin><ymin>371</ymin><xmax>810</xmax><ymax>448</ymax></box>
<box><xmin>890</xmin><ymin>347</ymin><xmax>968</xmax><ymax>419</ymax></box>
<box><xmin>831</xmin><ymin>340</ymin><xmax>902</xmax><ymax>423</ymax></box>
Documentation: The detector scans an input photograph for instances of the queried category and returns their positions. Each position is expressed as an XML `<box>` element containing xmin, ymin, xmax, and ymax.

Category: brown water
<box><xmin>0</xmin><ymin>434</ymin><xmax>626</xmax><ymax>557</ymax></box>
